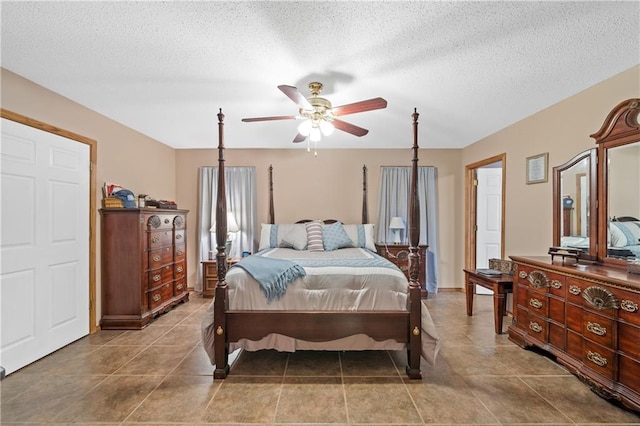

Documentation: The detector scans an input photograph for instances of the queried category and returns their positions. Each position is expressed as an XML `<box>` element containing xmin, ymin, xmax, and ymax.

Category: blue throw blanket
<box><xmin>231</xmin><ymin>255</ymin><xmax>306</xmax><ymax>302</ymax></box>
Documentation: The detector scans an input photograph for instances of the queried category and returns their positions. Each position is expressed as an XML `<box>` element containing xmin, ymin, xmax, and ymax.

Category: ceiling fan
<box><xmin>241</xmin><ymin>82</ymin><xmax>388</xmax><ymax>144</ymax></box>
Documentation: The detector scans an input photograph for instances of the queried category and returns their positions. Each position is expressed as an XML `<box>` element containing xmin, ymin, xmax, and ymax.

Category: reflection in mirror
<box><xmin>552</xmin><ymin>149</ymin><xmax>596</xmax><ymax>259</ymax></box>
<box><xmin>606</xmin><ymin>141</ymin><xmax>640</xmax><ymax>260</ymax></box>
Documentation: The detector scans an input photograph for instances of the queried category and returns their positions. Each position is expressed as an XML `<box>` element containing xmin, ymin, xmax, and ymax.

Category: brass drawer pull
<box><xmin>621</xmin><ymin>300</ymin><xmax>638</xmax><ymax>313</ymax></box>
<box><xmin>176</xmin><ymin>283</ymin><xmax>183</xmax><ymax>290</ymax></box>
<box><xmin>529</xmin><ymin>321</ymin><xmax>543</xmax><ymax>333</ymax></box>
<box><xmin>176</xmin><ymin>234</ymin><xmax>183</xmax><ymax>240</ymax></box>
<box><xmin>519</xmin><ymin>271</ymin><xmax>528</xmax><ymax>279</ymax></box>
<box><xmin>176</xmin><ymin>266</ymin><xmax>184</xmax><ymax>273</ymax></box>
<box><xmin>550</xmin><ymin>280</ymin><xmax>562</xmax><ymax>289</ymax></box>
<box><xmin>152</xmin><ymin>294</ymin><xmax>161</xmax><ymax>302</ymax></box>
<box><xmin>569</xmin><ymin>285</ymin><xmax>581</xmax><ymax>296</ymax></box>
<box><xmin>152</xmin><ymin>255</ymin><xmax>161</xmax><ymax>262</ymax></box>
<box><xmin>153</xmin><ymin>274</ymin><xmax>161</xmax><ymax>282</ymax></box>
<box><xmin>152</xmin><ymin>236</ymin><xmax>160</xmax><ymax>244</ymax></box>
<box><xmin>529</xmin><ymin>298</ymin><xmax>543</xmax><ymax>309</ymax></box>
<box><xmin>587</xmin><ymin>350</ymin><xmax>607</xmax><ymax>367</ymax></box>
<box><xmin>164</xmin><ymin>218</ymin><xmax>170</xmax><ymax>224</ymax></box>
<box><xmin>586</xmin><ymin>321</ymin><xmax>607</xmax><ymax>336</ymax></box>
<box><xmin>177</xmin><ymin>250</ymin><xmax>184</xmax><ymax>256</ymax></box>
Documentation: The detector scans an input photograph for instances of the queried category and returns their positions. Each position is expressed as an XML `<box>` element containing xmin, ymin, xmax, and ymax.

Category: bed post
<box><xmin>213</xmin><ymin>108</ymin><xmax>230</xmax><ymax>379</ymax></box>
<box><xmin>362</xmin><ymin>165</ymin><xmax>368</xmax><ymax>224</ymax></box>
<box><xmin>406</xmin><ymin>108</ymin><xmax>422</xmax><ymax>379</ymax></box>
<box><xmin>268</xmin><ymin>164</ymin><xmax>275</xmax><ymax>224</ymax></box>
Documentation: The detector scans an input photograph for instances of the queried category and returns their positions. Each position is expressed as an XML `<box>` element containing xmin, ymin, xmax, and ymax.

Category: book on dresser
<box><xmin>509</xmin><ymin>255</ymin><xmax>640</xmax><ymax>413</ymax></box>
<box><xmin>100</xmin><ymin>208</ymin><xmax>190</xmax><ymax>329</ymax></box>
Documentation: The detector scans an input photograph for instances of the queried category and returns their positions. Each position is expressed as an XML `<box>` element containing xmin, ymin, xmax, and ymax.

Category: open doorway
<box><xmin>465</xmin><ymin>154</ymin><xmax>506</xmax><ymax>295</ymax></box>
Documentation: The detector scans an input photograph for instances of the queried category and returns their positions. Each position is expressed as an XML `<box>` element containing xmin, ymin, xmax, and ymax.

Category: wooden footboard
<box><xmin>212</xmin><ymin>108</ymin><xmax>423</xmax><ymax>380</ymax></box>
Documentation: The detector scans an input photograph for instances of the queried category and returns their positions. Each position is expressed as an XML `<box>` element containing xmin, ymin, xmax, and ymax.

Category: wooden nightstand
<box><xmin>375</xmin><ymin>243</ymin><xmax>428</xmax><ymax>298</ymax></box>
<box><xmin>201</xmin><ymin>258</ymin><xmax>239</xmax><ymax>298</ymax></box>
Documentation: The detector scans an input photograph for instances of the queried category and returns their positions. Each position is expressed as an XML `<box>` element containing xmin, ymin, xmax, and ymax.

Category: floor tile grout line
<box><xmin>516</xmin><ymin>375</ymin><xmax>577</xmax><ymax>425</ymax></box>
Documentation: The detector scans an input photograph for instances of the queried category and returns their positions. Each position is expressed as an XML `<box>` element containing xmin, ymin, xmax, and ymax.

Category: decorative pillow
<box><xmin>343</xmin><ymin>224</ymin><xmax>377</xmax><ymax>252</ymax></box>
<box><xmin>258</xmin><ymin>223</ymin><xmax>308</xmax><ymax>251</ymax></box>
<box><xmin>305</xmin><ymin>221</ymin><xmax>324</xmax><ymax>252</ymax></box>
<box><xmin>322</xmin><ymin>222</ymin><xmax>354</xmax><ymax>251</ymax></box>
<box><xmin>610</xmin><ymin>221</ymin><xmax>640</xmax><ymax>247</ymax></box>
<box><xmin>279</xmin><ymin>227</ymin><xmax>308</xmax><ymax>250</ymax></box>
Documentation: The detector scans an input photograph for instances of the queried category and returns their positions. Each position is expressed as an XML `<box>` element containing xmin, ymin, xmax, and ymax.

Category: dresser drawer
<box><xmin>517</xmin><ymin>265</ymin><xmax>549</xmax><ymax>293</ymax></box>
<box><xmin>566</xmin><ymin>329</ymin><xmax>583</xmax><ymax>359</ymax></box>
<box><xmin>566</xmin><ymin>302</ymin><xmax>583</xmax><ymax>333</ymax></box>
<box><xmin>174</xmin><ymin>278</ymin><xmax>187</xmax><ymax>296</ymax></box>
<box><xmin>549</xmin><ymin>295</ymin><xmax>565</xmax><ymax>323</ymax></box>
<box><xmin>525</xmin><ymin>312</ymin><xmax>547</xmax><ymax>343</ymax></box>
<box><xmin>148</xmin><ymin>247</ymin><xmax>172</xmax><ymax>270</ymax></box>
<box><xmin>174</xmin><ymin>243</ymin><xmax>186</xmax><ymax>262</ymax></box>
<box><xmin>619</xmin><ymin>354</ymin><xmax>640</xmax><ymax>394</ymax></box>
<box><xmin>582</xmin><ymin>340</ymin><xmax>615</xmax><ymax>380</ymax></box>
<box><xmin>566</xmin><ymin>277</ymin><xmax>587</xmax><ymax>305</ymax></box>
<box><xmin>582</xmin><ymin>311</ymin><xmax>615</xmax><ymax>348</ymax></box>
<box><xmin>548</xmin><ymin>320</ymin><xmax>565</xmax><ymax>351</ymax></box>
<box><xmin>617</xmin><ymin>288</ymin><xmax>640</xmax><ymax>327</ymax></box>
<box><xmin>526</xmin><ymin>289</ymin><xmax>548</xmax><ymax>316</ymax></box>
<box><xmin>148</xmin><ymin>230</ymin><xmax>173</xmax><ymax>249</ymax></box>
<box><xmin>148</xmin><ymin>282</ymin><xmax>172</xmax><ymax>310</ymax></box>
<box><xmin>174</xmin><ymin>261</ymin><xmax>186</xmax><ymax>279</ymax></box>
<box><xmin>618</xmin><ymin>322</ymin><xmax>640</xmax><ymax>359</ymax></box>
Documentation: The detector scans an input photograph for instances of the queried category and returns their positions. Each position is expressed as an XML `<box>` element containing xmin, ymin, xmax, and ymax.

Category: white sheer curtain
<box><xmin>376</xmin><ymin>166</ymin><xmax>439</xmax><ymax>293</ymax></box>
<box><xmin>197</xmin><ymin>166</ymin><xmax>257</xmax><ymax>291</ymax></box>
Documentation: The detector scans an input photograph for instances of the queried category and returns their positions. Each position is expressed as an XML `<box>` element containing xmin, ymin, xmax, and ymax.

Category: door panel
<box><xmin>1</xmin><ymin>118</ymin><xmax>90</xmax><ymax>374</ymax></box>
<box><xmin>475</xmin><ymin>167</ymin><xmax>503</xmax><ymax>294</ymax></box>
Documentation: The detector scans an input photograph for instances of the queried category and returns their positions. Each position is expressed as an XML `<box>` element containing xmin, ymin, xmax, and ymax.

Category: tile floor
<box><xmin>1</xmin><ymin>291</ymin><xmax>639</xmax><ymax>425</ymax></box>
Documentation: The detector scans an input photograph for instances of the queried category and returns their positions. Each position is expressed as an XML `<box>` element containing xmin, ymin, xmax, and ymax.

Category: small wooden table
<box><xmin>463</xmin><ymin>269</ymin><xmax>513</xmax><ymax>334</ymax></box>
<box><xmin>201</xmin><ymin>258</ymin><xmax>239</xmax><ymax>298</ymax></box>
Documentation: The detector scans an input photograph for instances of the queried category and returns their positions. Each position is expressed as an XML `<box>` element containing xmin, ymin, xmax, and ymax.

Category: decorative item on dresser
<box><xmin>201</xmin><ymin>258</ymin><xmax>239</xmax><ymax>298</ymax></box>
<box><xmin>508</xmin><ymin>256</ymin><xmax>640</xmax><ymax>412</ymax></box>
<box><xmin>375</xmin><ymin>243</ymin><xmax>428</xmax><ymax>298</ymax></box>
<box><xmin>100</xmin><ymin>208</ymin><xmax>189</xmax><ymax>329</ymax></box>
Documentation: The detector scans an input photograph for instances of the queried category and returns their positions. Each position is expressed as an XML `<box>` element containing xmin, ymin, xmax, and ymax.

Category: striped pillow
<box><xmin>305</xmin><ymin>221</ymin><xmax>324</xmax><ymax>252</ymax></box>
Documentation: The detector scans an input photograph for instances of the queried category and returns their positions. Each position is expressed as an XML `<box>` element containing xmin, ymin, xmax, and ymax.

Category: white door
<box><xmin>1</xmin><ymin>118</ymin><xmax>90</xmax><ymax>375</ymax></box>
<box><xmin>475</xmin><ymin>166</ymin><xmax>503</xmax><ymax>295</ymax></box>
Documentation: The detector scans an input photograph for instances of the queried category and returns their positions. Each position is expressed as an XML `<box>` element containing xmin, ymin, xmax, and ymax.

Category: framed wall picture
<box><xmin>526</xmin><ymin>152</ymin><xmax>548</xmax><ymax>184</ymax></box>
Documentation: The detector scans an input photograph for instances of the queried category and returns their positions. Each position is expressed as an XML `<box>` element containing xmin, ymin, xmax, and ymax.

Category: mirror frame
<box><xmin>590</xmin><ymin>98</ymin><xmax>640</xmax><ymax>265</ymax></box>
<box><xmin>552</xmin><ymin>149</ymin><xmax>597</xmax><ymax>260</ymax></box>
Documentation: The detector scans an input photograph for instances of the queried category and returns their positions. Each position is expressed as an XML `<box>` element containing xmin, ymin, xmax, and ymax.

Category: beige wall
<box><xmin>2</xmin><ymin>64</ymin><xmax>638</xmax><ymax>326</ymax></box>
<box><xmin>1</xmin><ymin>68</ymin><xmax>178</xmax><ymax>323</ymax></box>
<box><xmin>461</xmin><ymin>65</ymin><xmax>639</xmax><ymax>286</ymax></box>
<box><xmin>176</xmin><ymin>148</ymin><xmax>462</xmax><ymax>291</ymax></box>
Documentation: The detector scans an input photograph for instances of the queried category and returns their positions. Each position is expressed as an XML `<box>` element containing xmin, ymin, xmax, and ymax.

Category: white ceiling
<box><xmin>1</xmin><ymin>1</ymin><xmax>638</xmax><ymax>150</ymax></box>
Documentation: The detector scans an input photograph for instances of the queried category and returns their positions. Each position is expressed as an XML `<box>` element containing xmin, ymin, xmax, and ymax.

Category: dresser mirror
<box><xmin>552</xmin><ymin>149</ymin><xmax>597</xmax><ymax>259</ymax></box>
<box><xmin>591</xmin><ymin>98</ymin><xmax>640</xmax><ymax>263</ymax></box>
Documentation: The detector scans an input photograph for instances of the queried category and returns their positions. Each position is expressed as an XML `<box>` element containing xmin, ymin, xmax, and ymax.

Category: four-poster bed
<box><xmin>202</xmin><ymin>108</ymin><xmax>438</xmax><ymax>379</ymax></box>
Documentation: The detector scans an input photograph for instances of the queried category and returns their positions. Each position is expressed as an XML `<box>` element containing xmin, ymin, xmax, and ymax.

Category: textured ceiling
<box><xmin>1</xmin><ymin>1</ymin><xmax>639</xmax><ymax>150</ymax></box>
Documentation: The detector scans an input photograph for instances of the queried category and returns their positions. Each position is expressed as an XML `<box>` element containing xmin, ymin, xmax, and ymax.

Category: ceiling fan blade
<box><xmin>332</xmin><ymin>97</ymin><xmax>388</xmax><ymax>116</ymax></box>
<box><xmin>332</xmin><ymin>119</ymin><xmax>369</xmax><ymax>137</ymax></box>
<box><xmin>278</xmin><ymin>85</ymin><xmax>313</xmax><ymax>110</ymax></box>
<box><xmin>241</xmin><ymin>115</ymin><xmax>297</xmax><ymax>122</ymax></box>
<box><xmin>292</xmin><ymin>133</ymin><xmax>306</xmax><ymax>143</ymax></box>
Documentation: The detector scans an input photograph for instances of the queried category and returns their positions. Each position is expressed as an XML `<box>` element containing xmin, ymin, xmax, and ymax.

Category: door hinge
<box><xmin>473</xmin><ymin>179</ymin><xmax>478</xmax><ymax>186</ymax></box>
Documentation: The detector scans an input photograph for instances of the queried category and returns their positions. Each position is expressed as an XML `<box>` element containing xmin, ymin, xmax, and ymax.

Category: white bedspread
<box><xmin>201</xmin><ymin>248</ymin><xmax>440</xmax><ymax>366</ymax></box>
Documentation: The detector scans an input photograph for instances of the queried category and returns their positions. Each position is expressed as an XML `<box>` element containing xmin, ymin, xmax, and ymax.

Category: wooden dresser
<box><xmin>509</xmin><ymin>256</ymin><xmax>640</xmax><ymax>412</ymax></box>
<box><xmin>375</xmin><ymin>243</ymin><xmax>428</xmax><ymax>298</ymax></box>
<box><xmin>100</xmin><ymin>208</ymin><xmax>190</xmax><ymax>329</ymax></box>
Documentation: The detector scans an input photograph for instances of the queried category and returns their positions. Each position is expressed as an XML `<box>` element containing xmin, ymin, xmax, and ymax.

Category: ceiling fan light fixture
<box><xmin>310</xmin><ymin>126</ymin><xmax>321</xmax><ymax>142</ymax></box>
<box><xmin>319</xmin><ymin>120</ymin><xmax>334</xmax><ymax>136</ymax></box>
<box><xmin>297</xmin><ymin>119</ymin><xmax>312</xmax><ymax>136</ymax></box>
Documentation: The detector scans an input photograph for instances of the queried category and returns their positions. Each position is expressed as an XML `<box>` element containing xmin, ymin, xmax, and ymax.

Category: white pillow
<box><xmin>280</xmin><ymin>227</ymin><xmax>308</xmax><ymax>250</ymax></box>
<box><xmin>342</xmin><ymin>224</ymin><xmax>377</xmax><ymax>252</ymax></box>
<box><xmin>609</xmin><ymin>222</ymin><xmax>627</xmax><ymax>248</ymax></box>
<box><xmin>258</xmin><ymin>223</ymin><xmax>309</xmax><ymax>251</ymax></box>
